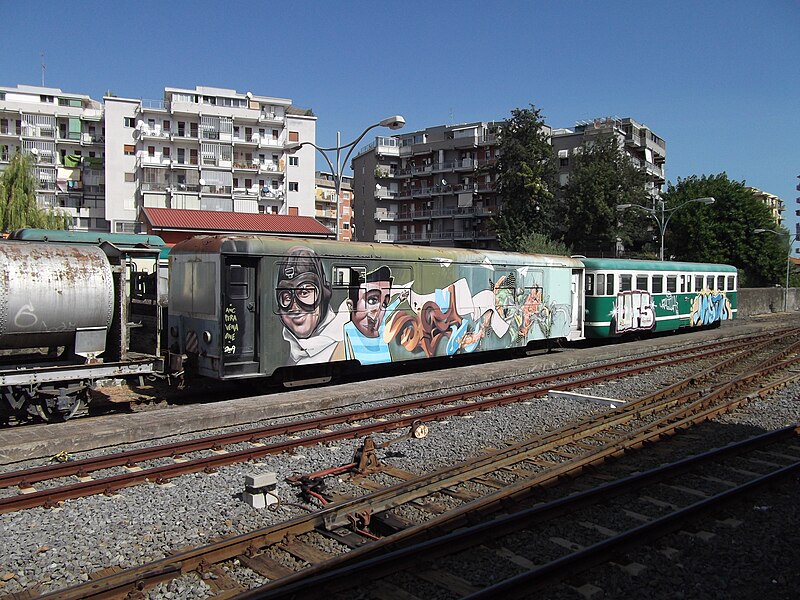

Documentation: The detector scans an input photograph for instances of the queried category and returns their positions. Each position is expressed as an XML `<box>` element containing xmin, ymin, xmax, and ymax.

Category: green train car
<box><xmin>167</xmin><ymin>235</ymin><xmax>585</xmax><ymax>383</ymax></box>
<box><xmin>581</xmin><ymin>257</ymin><xmax>737</xmax><ymax>338</ymax></box>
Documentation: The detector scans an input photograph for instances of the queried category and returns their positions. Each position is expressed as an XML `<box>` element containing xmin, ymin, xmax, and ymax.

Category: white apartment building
<box><xmin>0</xmin><ymin>84</ymin><xmax>317</xmax><ymax>233</ymax></box>
<box><xmin>104</xmin><ymin>86</ymin><xmax>316</xmax><ymax>234</ymax></box>
<box><xmin>0</xmin><ymin>85</ymin><xmax>106</xmax><ymax>230</ymax></box>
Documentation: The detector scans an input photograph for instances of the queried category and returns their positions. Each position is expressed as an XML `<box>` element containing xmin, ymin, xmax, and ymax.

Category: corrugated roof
<box><xmin>141</xmin><ymin>207</ymin><xmax>333</xmax><ymax>237</ymax></box>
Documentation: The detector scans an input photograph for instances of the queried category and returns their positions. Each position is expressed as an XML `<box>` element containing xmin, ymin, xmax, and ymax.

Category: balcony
<box><xmin>374</xmin><ymin>208</ymin><xmax>397</xmax><ymax>221</ymax></box>
<box><xmin>258</xmin><ymin>112</ymin><xmax>284</xmax><ymax>124</ymax></box>
<box><xmin>141</xmin><ymin>128</ymin><xmax>170</xmax><ymax>139</ymax></box>
<box><xmin>233</xmin><ymin>161</ymin><xmax>259</xmax><ymax>170</ymax></box>
<box><xmin>375</xmin><ymin>231</ymin><xmax>398</xmax><ymax>243</ymax></box>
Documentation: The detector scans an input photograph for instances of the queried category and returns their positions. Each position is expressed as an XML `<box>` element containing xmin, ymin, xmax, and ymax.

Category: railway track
<box><xmin>0</xmin><ymin>333</ymin><xmax>778</xmax><ymax>513</ymax></box>
<box><xmin>15</xmin><ymin>329</ymin><xmax>800</xmax><ymax>599</ymax></box>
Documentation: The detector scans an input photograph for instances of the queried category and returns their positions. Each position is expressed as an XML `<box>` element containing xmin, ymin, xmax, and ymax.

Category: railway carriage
<box><xmin>167</xmin><ymin>235</ymin><xmax>585</xmax><ymax>385</ymax></box>
<box><xmin>581</xmin><ymin>257</ymin><xmax>737</xmax><ymax>338</ymax></box>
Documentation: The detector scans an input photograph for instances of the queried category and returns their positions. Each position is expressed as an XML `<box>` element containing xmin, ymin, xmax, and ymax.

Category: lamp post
<box><xmin>753</xmin><ymin>228</ymin><xmax>798</xmax><ymax>313</ymax></box>
<box><xmin>286</xmin><ymin>115</ymin><xmax>405</xmax><ymax>239</ymax></box>
<box><xmin>616</xmin><ymin>197</ymin><xmax>715</xmax><ymax>261</ymax></box>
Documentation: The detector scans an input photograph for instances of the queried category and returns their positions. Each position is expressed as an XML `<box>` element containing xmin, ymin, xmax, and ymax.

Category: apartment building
<box><xmin>552</xmin><ymin>117</ymin><xmax>666</xmax><ymax>197</ymax></box>
<box><xmin>315</xmin><ymin>171</ymin><xmax>353</xmax><ymax>241</ymax></box>
<box><xmin>351</xmin><ymin>122</ymin><xmax>501</xmax><ymax>248</ymax></box>
<box><xmin>746</xmin><ymin>186</ymin><xmax>784</xmax><ymax>228</ymax></box>
<box><xmin>104</xmin><ymin>86</ymin><xmax>316</xmax><ymax>234</ymax></box>
<box><xmin>0</xmin><ymin>84</ymin><xmax>317</xmax><ymax>234</ymax></box>
<box><xmin>0</xmin><ymin>85</ymin><xmax>106</xmax><ymax>230</ymax></box>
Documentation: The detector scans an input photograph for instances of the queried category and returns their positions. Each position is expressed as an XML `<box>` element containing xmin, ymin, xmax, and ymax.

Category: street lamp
<box><xmin>617</xmin><ymin>197</ymin><xmax>715</xmax><ymax>261</ymax></box>
<box><xmin>286</xmin><ymin>115</ymin><xmax>405</xmax><ymax>239</ymax></box>
<box><xmin>753</xmin><ymin>228</ymin><xmax>798</xmax><ymax>313</ymax></box>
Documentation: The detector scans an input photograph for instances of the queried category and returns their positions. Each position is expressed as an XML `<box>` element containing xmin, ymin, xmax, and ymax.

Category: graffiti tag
<box><xmin>223</xmin><ymin>304</ymin><xmax>239</xmax><ymax>354</ymax></box>
<box><xmin>691</xmin><ymin>291</ymin><xmax>732</xmax><ymax>326</ymax></box>
<box><xmin>615</xmin><ymin>291</ymin><xmax>655</xmax><ymax>333</ymax></box>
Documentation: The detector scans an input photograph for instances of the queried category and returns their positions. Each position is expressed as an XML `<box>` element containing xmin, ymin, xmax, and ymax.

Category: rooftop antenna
<box><xmin>40</xmin><ymin>51</ymin><xmax>45</xmax><ymax>86</ymax></box>
<box><xmin>449</xmin><ymin>108</ymin><xmax>454</xmax><ymax>125</ymax></box>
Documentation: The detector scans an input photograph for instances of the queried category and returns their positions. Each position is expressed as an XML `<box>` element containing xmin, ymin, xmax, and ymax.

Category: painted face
<box><xmin>352</xmin><ymin>281</ymin><xmax>391</xmax><ymax>338</ymax></box>
<box><xmin>277</xmin><ymin>273</ymin><xmax>322</xmax><ymax>339</ymax></box>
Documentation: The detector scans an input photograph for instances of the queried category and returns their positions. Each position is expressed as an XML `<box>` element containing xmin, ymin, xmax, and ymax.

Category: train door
<box><xmin>222</xmin><ymin>258</ymin><xmax>259</xmax><ymax>375</ymax></box>
<box><xmin>569</xmin><ymin>268</ymin><xmax>584</xmax><ymax>340</ymax></box>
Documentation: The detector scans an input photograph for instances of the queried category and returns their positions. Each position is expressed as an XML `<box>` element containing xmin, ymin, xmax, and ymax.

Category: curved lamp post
<box><xmin>753</xmin><ymin>228</ymin><xmax>798</xmax><ymax>312</ymax></box>
<box><xmin>617</xmin><ymin>197</ymin><xmax>715</xmax><ymax>261</ymax></box>
<box><xmin>286</xmin><ymin>115</ymin><xmax>405</xmax><ymax>239</ymax></box>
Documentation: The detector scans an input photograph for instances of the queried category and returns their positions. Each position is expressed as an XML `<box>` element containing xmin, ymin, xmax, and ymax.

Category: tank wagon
<box><xmin>581</xmin><ymin>257</ymin><xmax>737</xmax><ymax>338</ymax></box>
<box><xmin>167</xmin><ymin>235</ymin><xmax>585</xmax><ymax>386</ymax></box>
<box><xmin>0</xmin><ymin>233</ymin><xmax>166</xmax><ymax>422</ymax></box>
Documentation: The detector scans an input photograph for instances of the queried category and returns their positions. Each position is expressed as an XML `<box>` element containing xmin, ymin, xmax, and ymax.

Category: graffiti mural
<box><xmin>275</xmin><ymin>247</ymin><xmax>573</xmax><ymax>366</ymax></box>
<box><xmin>690</xmin><ymin>289</ymin><xmax>732</xmax><ymax>326</ymax></box>
<box><xmin>613</xmin><ymin>291</ymin><xmax>655</xmax><ymax>333</ymax></box>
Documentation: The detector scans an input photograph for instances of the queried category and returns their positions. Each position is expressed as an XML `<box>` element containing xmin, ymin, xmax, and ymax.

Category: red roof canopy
<box><xmin>141</xmin><ymin>207</ymin><xmax>334</xmax><ymax>238</ymax></box>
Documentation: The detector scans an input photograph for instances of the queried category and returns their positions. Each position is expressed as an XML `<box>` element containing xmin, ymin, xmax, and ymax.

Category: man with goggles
<box><xmin>276</xmin><ymin>246</ymin><xmax>347</xmax><ymax>364</ymax></box>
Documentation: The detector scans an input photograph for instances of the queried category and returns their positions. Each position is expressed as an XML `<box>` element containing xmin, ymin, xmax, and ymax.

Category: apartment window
<box><xmin>289</xmin><ymin>131</ymin><xmax>299</xmax><ymax>142</ymax></box>
<box><xmin>177</xmin><ymin>122</ymin><xmax>185</xmax><ymax>136</ymax></box>
<box><xmin>245</xmin><ymin>178</ymin><xmax>252</xmax><ymax>189</ymax></box>
<box><xmin>190</xmin><ymin>123</ymin><xmax>198</xmax><ymax>137</ymax></box>
<box><xmin>0</xmin><ymin>118</ymin><xmax>7</xmax><ymax>134</ymax></box>
<box><xmin>289</xmin><ymin>156</ymin><xmax>299</xmax><ymax>166</ymax></box>
<box><xmin>40</xmin><ymin>95</ymin><xmax>54</xmax><ymax>103</ymax></box>
<box><xmin>124</xmin><ymin>172</ymin><xmax>135</xmax><ymax>182</ymax></box>
<box><xmin>0</xmin><ymin>92</ymin><xmax>4</xmax><ymax>101</ymax></box>
<box><xmin>163</xmin><ymin>120</ymin><xmax>170</xmax><ymax>132</ymax></box>
<box><xmin>148</xmin><ymin>146</ymin><xmax>155</xmax><ymax>157</ymax></box>
<box><xmin>272</xmin><ymin>129</ymin><xmax>279</xmax><ymax>139</ymax></box>
<box><xmin>177</xmin><ymin>148</ymin><xmax>185</xmax><ymax>163</ymax></box>
<box><xmin>124</xmin><ymin>117</ymin><xmax>135</xmax><ymax>128</ymax></box>
<box><xmin>123</xmin><ymin>144</ymin><xmax>135</xmax><ymax>155</ymax></box>
<box><xmin>163</xmin><ymin>147</ymin><xmax>171</xmax><ymax>158</ymax></box>
<box><xmin>289</xmin><ymin>182</ymin><xmax>299</xmax><ymax>192</ymax></box>
<box><xmin>190</xmin><ymin>149</ymin><xmax>198</xmax><ymax>164</ymax></box>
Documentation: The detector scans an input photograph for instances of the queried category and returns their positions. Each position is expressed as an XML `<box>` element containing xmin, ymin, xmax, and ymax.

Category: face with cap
<box><xmin>352</xmin><ymin>280</ymin><xmax>392</xmax><ymax>338</ymax></box>
<box><xmin>276</xmin><ymin>247</ymin><xmax>331</xmax><ymax>340</ymax></box>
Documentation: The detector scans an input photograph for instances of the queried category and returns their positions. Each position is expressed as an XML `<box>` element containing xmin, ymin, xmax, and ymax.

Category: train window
<box><xmin>585</xmin><ymin>274</ymin><xmax>594</xmax><ymax>296</ymax></box>
<box><xmin>717</xmin><ymin>275</ymin><xmax>725</xmax><ymax>290</ymax></box>
<box><xmin>678</xmin><ymin>275</ymin><xmax>686</xmax><ymax>293</ymax></box>
<box><xmin>605</xmin><ymin>274</ymin><xmax>614</xmax><ymax>295</ymax></box>
<box><xmin>620</xmin><ymin>274</ymin><xmax>632</xmax><ymax>292</ymax></box>
<box><xmin>635</xmin><ymin>275</ymin><xmax>648</xmax><ymax>291</ymax></box>
<box><xmin>226</xmin><ymin>265</ymin><xmax>249</xmax><ymax>300</ymax></box>
<box><xmin>652</xmin><ymin>275</ymin><xmax>663</xmax><ymax>293</ymax></box>
<box><xmin>333</xmin><ymin>265</ymin><xmax>365</xmax><ymax>287</ymax></box>
<box><xmin>666</xmin><ymin>275</ymin><xmax>677</xmax><ymax>293</ymax></box>
<box><xmin>695</xmin><ymin>275</ymin><xmax>704</xmax><ymax>291</ymax></box>
<box><xmin>727</xmin><ymin>275</ymin><xmax>736</xmax><ymax>291</ymax></box>
<box><xmin>706</xmin><ymin>275</ymin><xmax>714</xmax><ymax>289</ymax></box>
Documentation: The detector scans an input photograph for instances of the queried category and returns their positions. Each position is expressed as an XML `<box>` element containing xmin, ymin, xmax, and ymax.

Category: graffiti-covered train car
<box><xmin>581</xmin><ymin>257</ymin><xmax>737</xmax><ymax>338</ymax></box>
<box><xmin>167</xmin><ymin>236</ymin><xmax>585</xmax><ymax>384</ymax></box>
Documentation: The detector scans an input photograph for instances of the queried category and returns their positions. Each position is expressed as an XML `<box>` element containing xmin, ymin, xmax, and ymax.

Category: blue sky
<box><xmin>4</xmin><ymin>0</ymin><xmax>798</xmax><ymax>232</ymax></box>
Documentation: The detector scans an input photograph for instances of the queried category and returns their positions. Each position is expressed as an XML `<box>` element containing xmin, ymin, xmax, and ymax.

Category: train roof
<box><xmin>8</xmin><ymin>228</ymin><xmax>166</xmax><ymax>248</ymax></box>
<box><xmin>170</xmin><ymin>235</ymin><xmax>584</xmax><ymax>269</ymax></box>
<box><xmin>579</xmin><ymin>257</ymin><xmax>737</xmax><ymax>273</ymax></box>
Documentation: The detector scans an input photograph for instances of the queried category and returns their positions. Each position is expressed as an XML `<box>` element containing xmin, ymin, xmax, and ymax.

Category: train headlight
<box><xmin>203</xmin><ymin>331</ymin><xmax>212</xmax><ymax>344</ymax></box>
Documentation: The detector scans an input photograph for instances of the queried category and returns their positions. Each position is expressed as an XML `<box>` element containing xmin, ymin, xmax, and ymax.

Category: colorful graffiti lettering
<box><xmin>690</xmin><ymin>290</ymin><xmax>732</xmax><ymax>326</ymax></box>
<box><xmin>614</xmin><ymin>291</ymin><xmax>655</xmax><ymax>333</ymax></box>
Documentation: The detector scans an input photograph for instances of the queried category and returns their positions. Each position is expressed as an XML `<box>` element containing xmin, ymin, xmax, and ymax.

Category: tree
<box><xmin>0</xmin><ymin>151</ymin><xmax>70</xmax><ymax>232</ymax></box>
<box><xmin>491</xmin><ymin>105</ymin><xmax>557</xmax><ymax>251</ymax></box>
<box><xmin>561</xmin><ymin>132</ymin><xmax>651</xmax><ymax>255</ymax></box>
<box><xmin>661</xmin><ymin>174</ymin><xmax>784</xmax><ymax>287</ymax></box>
<box><xmin>517</xmin><ymin>231</ymin><xmax>572</xmax><ymax>256</ymax></box>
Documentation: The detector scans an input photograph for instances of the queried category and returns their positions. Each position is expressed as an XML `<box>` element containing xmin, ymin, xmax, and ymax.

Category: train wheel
<box><xmin>35</xmin><ymin>389</ymin><xmax>88</xmax><ymax>423</ymax></box>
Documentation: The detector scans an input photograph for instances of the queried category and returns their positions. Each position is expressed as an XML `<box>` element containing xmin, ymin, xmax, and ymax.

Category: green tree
<box><xmin>517</xmin><ymin>231</ymin><xmax>572</xmax><ymax>256</ymax></box>
<box><xmin>561</xmin><ymin>132</ymin><xmax>650</xmax><ymax>255</ymax></box>
<box><xmin>0</xmin><ymin>151</ymin><xmax>70</xmax><ymax>232</ymax></box>
<box><xmin>491</xmin><ymin>105</ymin><xmax>557</xmax><ymax>251</ymax></box>
<box><xmin>661</xmin><ymin>174</ymin><xmax>784</xmax><ymax>286</ymax></box>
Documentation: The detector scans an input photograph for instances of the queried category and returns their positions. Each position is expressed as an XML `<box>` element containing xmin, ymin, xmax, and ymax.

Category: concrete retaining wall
<box><xmin>739</xmin><ymin>287</ymin><xmax>800</xmax><ymax>316</ymax></box>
